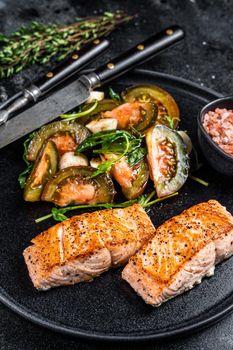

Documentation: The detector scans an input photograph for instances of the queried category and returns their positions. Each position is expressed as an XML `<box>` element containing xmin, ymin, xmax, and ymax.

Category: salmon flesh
<box><xmin>122</xmin><ymin>200</ymin><xmax>233</xmax><ymax>306</ymax></box>
<box><xmin>23</xmin><ymin>204</ymin><xmax>155</xmax><ymax>290</ymax></box>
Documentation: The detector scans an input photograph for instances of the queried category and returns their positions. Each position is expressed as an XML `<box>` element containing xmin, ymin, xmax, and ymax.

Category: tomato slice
<box><xmin>104</xmin><ymin>154</ymin><xmax>149</xmax><ymax>200</ymax></box>
<box><xmin>27</xmin><ymin>121</ymin><xmax>90</xmax><ymax>162</ymax></box>
<box><xmin>122</xmin><ymin>84</ymin><xmax>180</xmax><ymax>128</ymax></box>
<box><xmin>24</xmin><ymin>140</ymin><xmax>59</xmax><ymax>202</ymax></box>
<box><xmin>115</xmin><ymin>158</ymin><xmax>149</xmax><ymax>200</ymax></box>
<box><xmin>50</xmin><ymin>132</ymin><xmax>77</xmax><ymax>156</ymax></box>
<box><xmin>146</xmin><ymin>125</ymin><xmax>189</xmax><ymax>197</ymax></box>
<box><xmin>103</xmin><ymin>101</ymin><xmax>157</xmax><ymax>131</ymax></box>
<box><xmin>41</xmin><ymin>166</ymin><xmax>115</xmax><ymax>207</ymax></box>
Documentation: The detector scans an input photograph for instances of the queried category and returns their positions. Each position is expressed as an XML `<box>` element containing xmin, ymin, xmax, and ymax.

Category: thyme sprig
<box><xmin>0</xmin><ymin>11</ymin><xmax>132</xmax><ymax>78</ymax></box>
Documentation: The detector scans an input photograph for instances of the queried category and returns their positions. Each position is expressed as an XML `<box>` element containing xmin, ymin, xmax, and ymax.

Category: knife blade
<box><xmin>0</xmin><ymin>79</ymin><xmax>90</xmax><ymax>148</ymax></box>
<box><xmin>0</xmin><ymin>39</ymin><xmax>109</xmax><ymax>124</ymax></box>
<box><xmin>0</xmin><ymin>25</ymin><xmax>185</xmax><ymax>149</ymax></box>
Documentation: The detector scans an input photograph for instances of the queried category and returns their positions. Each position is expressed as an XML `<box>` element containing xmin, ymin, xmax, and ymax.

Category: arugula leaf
<box><xmin>127</xmin><ymin>146</ymin><xmax>147</xmax><ymax>167</ymax></box>
<box><xmin>163</xmin><ymin>115</ymin><xmax>175</xmax><ymax>129</ymax></box>
<box><xmin>77</xmin><ymin>130</ymin><xmax>142</xmax><ymax>157</ymax></box>
<box><xmin>35</xmin><ymin>201</ymin><xmax>135</xmax><ymax>223</ymax></box>
<box><xmin>23</xmin><ymin>132</ymin><xmax>36</xmax><ymax>165</ymax></box>
<box><xmin>59</xmin><ymin>100</ymin><xmax>98</xmax><ymax>121</ymax></box>
<box><xmin>91</xmin><ymin>160</ymin><xmax>114</xmax><ymax>177</ymax></box>
<box><xmin>143</xmin><ymin>192</ymin><xmax>179</xmax><ymax>207</ymax></box>
<box><xmin>137</xmin><ymin>194</ymin><xmax>148</xmax><ymax>206</ymax></box>
<box><xmin>35</xmin><ymin>191</ymin><xmax>179</xmax><ymax>224</ymax></box>
<box><xmin>51</xmin><ymin>207</ymin><xmax>68</xmax><ymax>221</ymax></box>
<box><xmin>18</xmin><ymin>132</ymin><xmax>36</xmax><ymax>188</ymax></box>
<box><xmin>109</xmin><ymin>87</ymin><xmax>121</xmax><ymax>101</ymax></box>
<box><xmin>191</xmin><ymin>144</ymin><xmax>203</xmax><ymax>172</ymax></box>
<box><xmin>77</xmin><ymin>130</ymin><xmax>146</xmax><ymax>177</ymax></box>
<box><xmin>18</xmin><ymin>163</ymin><xmax>33</xmax><ymax>189</ymax></box>
<box><xmin>104</xmin><ymin>12</ymin><xmax>114</xmax><ymax>18</ymax></box>
<box><xmin>77</xmin><ymin>130</ymin><xmax>133</xmax><ymax>154</ymax></box>
<box><xmin>188</xmin><ymin>144</ymin><xmax>208</xmax><ymax>186</ymax></box>
<box><xmin>137</xmin><ymin>190</ymin><xmax>156</xmax><ymax>206</ymax></box>
<box><xmin>189</xmin><ymin>174</ymin><xmax>208</xmax><ymax>187</ymax></box>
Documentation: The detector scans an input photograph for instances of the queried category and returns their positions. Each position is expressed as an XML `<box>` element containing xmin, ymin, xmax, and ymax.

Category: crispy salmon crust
<box><xmin>23</xmin><ymin>204</ymin><xmax>155</xmax><ymax>290</ymax></box>
<box><xmin>122</xmin><ymin>200</ymin><xmax>233</xmax><ymax>306</ymax></box>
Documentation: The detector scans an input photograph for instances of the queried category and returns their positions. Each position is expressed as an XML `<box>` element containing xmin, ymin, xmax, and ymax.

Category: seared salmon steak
<box><xmin>23</xmin><ymin>204</ymin><xmax>155</xmax><ymax>290</ymax></box>
<box><xmin>122</xmin><ymin>200</ymin><xmax>233</xmax><ymax>306</ymax></box>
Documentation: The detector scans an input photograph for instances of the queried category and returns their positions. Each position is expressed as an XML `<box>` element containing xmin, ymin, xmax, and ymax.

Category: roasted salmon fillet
<box><xmin>122</xmin><ymin>200</ymin><xmax>233</xmax><ymax>306</ymax></box>
<box><xmin>23</xmin><ymin>204</ymin><xmax>155</xmax><ymax>290</ymax></box>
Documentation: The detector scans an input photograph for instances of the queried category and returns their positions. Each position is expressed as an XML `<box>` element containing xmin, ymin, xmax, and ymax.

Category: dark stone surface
<box><xmin>0</xmin><ymin>0</ymin><xmax>233</xmax><ymax>349</ymax></box>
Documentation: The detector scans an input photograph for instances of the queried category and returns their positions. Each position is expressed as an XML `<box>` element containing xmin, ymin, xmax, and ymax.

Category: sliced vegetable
<box><xmin>103</xmin><ymin>101</ymin><xmax>157</xmax><ymax>131</ymax></box>
<box><xmin>59</xmin><ymin>152</ymin><xmax>88</xmax><ymax>170</ymax></box>
<box><xmin>41</xmin><ymin>166</ymin><xmax>116</xmax><ymax>207</ymax></box>
<box><xmin>111</xmin><ymin>156</ymin><xmax>149</xmax><ymax>199</ymax></box>
<box><xmin>77</xmin><ymin>99</ymin><xmax>120</xmax><ymax>125</ymax></box>
<box><xmin>122</xmin><ymin>84</ymin><xmax>180</xmax><ymax>128</ymax></box>
<box><xmin>76</xmin><ymin>130</ymin><xmax>136</xmax><ymax>154</ymax></box>
<box><xmin>18</xmin><ymin>132</ymin><xmax>36</xmax><ymax>188</ymax></box>
<box><xmin>90</xmin><ymin>157</ymin><xmax>103</xmax><ymax>169</ymax></box>
<box><xmin>76</xmin><ymin>130</ymin><xmax>145</xmax><ymax>177</ymax></box>
<box><xmin>86</xmin><ymin>118</ymin><xmax>117</xmax><ymax>133</ymax></box>
<box><xmin>27</xmin><ymin>121</ymin><xmax>90</xmax><ymax>161</ymax></box>
<box><xmin>177</xmin><ymin>131</ymin><xmax>192</xmax><ymax>154</ymax></box>
<box><xmin>50</xmin><ymin>132</ymin><xmax>77</xmax><ymax>156</ymax></box>
<box><xmin>83</xmin><ymin>99</ymin><xmax>120</xmax><ymax>115</ymax></box>
<box><xmin>127</xmin><ymin>146</ymin><xmax>147</xmax><ymax>167</ymax></box>
<box><xmin>146</xmin><ymin>125</ymin><xmax>189</xmax><ymax>197</ymax></box>
<box><xmin>86</xmin><ymin>91</ymin><xmax>104</xmax><ymax>103</ymax></box>
<box><xmin>18</xmin><ymin>165</ymin><xmax>33</xmax><ymax>189</ymax></box>
<box><xmin>24</xmin><ymin>140</ymin><xmax>59</xmax><ymax>202</ymax></box>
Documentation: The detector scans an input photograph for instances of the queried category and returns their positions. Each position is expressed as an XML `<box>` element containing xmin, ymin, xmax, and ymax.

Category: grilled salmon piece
<box><xmin>23</xmin><ymin>204</ymin><xmax>154</xmax><ymax>290</ymax></box>
<box><xmin>122</xmin><ymin>200</ymin><xmax>233</xmax><ymax>306</ymax></box>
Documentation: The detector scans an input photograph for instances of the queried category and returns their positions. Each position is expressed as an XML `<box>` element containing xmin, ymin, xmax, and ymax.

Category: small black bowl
<box><xmin>197</xmin><ymin>96</ymin><xmax>233</xmax><ymax>177</ymax></box>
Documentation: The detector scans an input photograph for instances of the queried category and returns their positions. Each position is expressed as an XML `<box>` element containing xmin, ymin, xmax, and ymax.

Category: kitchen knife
<box><xmin>0</xmin><ymin>39</ymin><xmax>109</xmax><ymax>123</ymax></box>
<box><xmin>0</xmin><ymin>25</ymin><xmax>185</xmax><ymax>149</ymax></box>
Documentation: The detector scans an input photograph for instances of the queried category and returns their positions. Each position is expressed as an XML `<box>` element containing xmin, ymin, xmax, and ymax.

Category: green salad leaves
<box><xmin>18</xmin><ymin>132</ymin><xmax>35</xmax><ymax>188</ymax></box>
<box><xmin>35</xmin><ymin>191</ymin><xmax>179</xmax><ymax>223</ymax></box>
<box><xmin>108</xmin><ymin>87</ymin><xmax>121</xmax><ymax>101</ymax></box>
<box><xmin>76</xmin><ymin>130</ymin><xmax>147</xmax><ymax>177</ymax></box>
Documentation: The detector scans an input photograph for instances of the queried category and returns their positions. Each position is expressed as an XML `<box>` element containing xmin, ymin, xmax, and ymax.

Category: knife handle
<box><xmin>26</xmin><ymin>39</ymin><xmax>109</xmax><ymax>100</ymax></box>
<box><xmin>93</xmin><ymin>26</ymin><xmax>184</xmax><ymax>85</ymax></box>
<box><xmin>0</xmin><ymin>39</ymin><xmax>110</xmax><ymax>125</ymax></box>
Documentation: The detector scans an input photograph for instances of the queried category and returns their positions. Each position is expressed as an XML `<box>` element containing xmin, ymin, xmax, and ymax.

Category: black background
<box><xmin>0</xmin><ymin>0</ymin><xmax>233</xmax><ymax>349</ymax></box>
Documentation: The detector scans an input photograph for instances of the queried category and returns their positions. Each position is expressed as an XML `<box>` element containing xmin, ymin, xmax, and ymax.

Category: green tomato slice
<box><xmin>24</xmin><ymin>140</ymin><xmax>59</xmax><ymax>202</ymax></box>
<box><xmin>41</xmin><ymin>166</ymin><xmax>116</xmax><ymax>207</ymax></box>
<box><xmin>146</xmin><ymin>125</ymin><xmax>189</xmax><ymax>197</ymax></box>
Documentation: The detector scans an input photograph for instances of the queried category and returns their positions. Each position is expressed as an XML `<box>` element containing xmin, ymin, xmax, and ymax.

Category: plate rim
<box><xmin>1</xmin><ymin>68</ymin><xmax>232</xmax><ymax>342</ymax></box>
<box><xmin>1</xmin><ymin>286</ymin><xmax>233</xmax><ymax>342</ymax></box>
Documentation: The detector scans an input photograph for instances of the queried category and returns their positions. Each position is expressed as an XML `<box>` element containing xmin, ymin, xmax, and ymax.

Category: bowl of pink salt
<box><xmin>198</xmin><ymin>97</ymin><xmax>233</xmax><ymax>176</ymax></box>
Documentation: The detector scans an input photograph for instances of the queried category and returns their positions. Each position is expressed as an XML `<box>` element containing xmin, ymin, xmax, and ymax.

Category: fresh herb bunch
<box><xmin>0</xmin><ymin>11</ymin><xmax>132</xmax><ymax>78</ymax></box>
<box><xmin>76</xmin><ymin>130</ymin><xmax>147</xmax><ymax>177</ymax></box>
